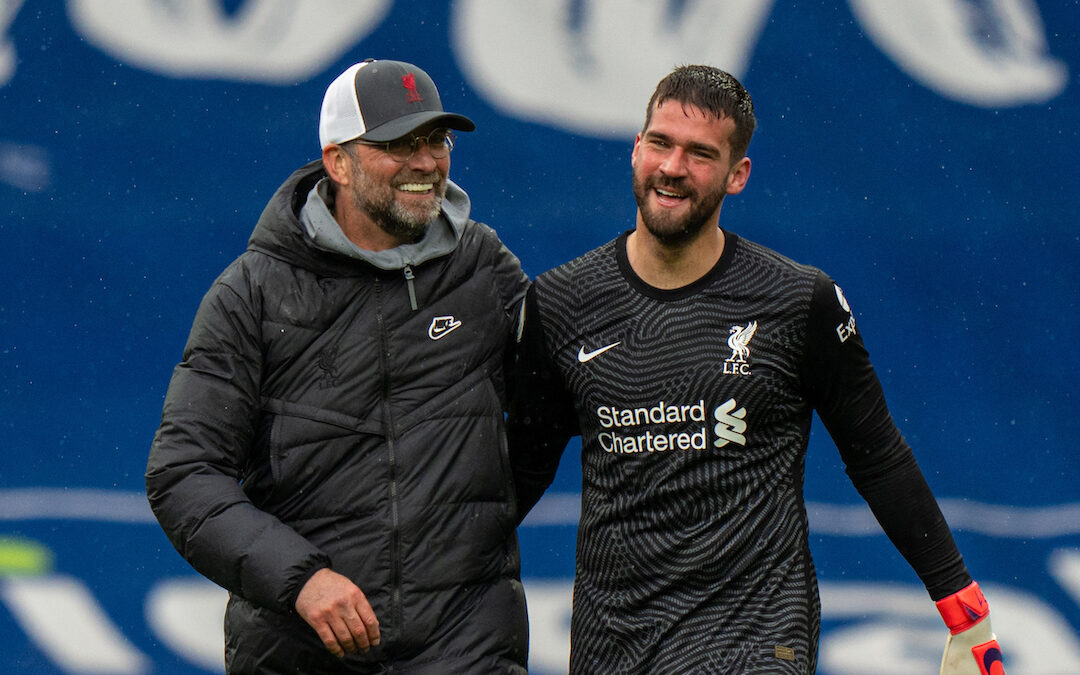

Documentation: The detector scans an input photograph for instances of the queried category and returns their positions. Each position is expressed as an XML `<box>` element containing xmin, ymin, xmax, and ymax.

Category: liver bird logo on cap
<box><xmin>402</xmin><ymin>73</ymin><xmax>423</xmax><ymax>103</ymax></box>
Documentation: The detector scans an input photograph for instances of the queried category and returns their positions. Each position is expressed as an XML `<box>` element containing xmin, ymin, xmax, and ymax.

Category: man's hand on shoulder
<box><xmin>295</xmin><ymin>568</ymin><xmax>380</xmax><ymax>658</ymax></box>
<box><xmin>937</xmin><ymin>581</ymin><xmax>1005</xmax><ymax>674</ymax></box>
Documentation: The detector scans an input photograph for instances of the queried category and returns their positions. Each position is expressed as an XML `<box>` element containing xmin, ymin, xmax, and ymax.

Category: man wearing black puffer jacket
<box><xmin>147</xmin><ymin>59</ymin><xmax>530</xmax><ymax>674</ymax></box>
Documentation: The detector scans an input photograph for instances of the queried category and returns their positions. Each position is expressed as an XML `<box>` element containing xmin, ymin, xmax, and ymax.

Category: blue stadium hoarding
<box><xmin>1</xmin><ymin>1</ymin><xmax>1078</xmax><ymax>672</ymax></box>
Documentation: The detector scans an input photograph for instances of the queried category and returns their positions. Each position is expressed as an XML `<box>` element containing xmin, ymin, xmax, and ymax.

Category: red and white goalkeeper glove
<box><xmin>936</xmin><ymin>581</ymin><xmax>1005</xmax><ymax>674</ymax></box>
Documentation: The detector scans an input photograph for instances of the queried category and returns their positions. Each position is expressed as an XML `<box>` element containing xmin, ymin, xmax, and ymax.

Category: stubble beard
<box><xmin>350</xmin><ymin>164</ymin><xmax>447</xmax><ymax>244</ymax></box>
<box><xmin>632</xmin><ymin>169</ymin><xmax>726</xmax><ymax>247</ymax></box>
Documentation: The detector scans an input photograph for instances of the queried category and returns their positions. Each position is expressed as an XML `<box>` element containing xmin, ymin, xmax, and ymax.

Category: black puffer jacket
<box><xmin>147</xmin><ymin>161</ymin><xmax>530</xmax><ymax>673</ymax></box>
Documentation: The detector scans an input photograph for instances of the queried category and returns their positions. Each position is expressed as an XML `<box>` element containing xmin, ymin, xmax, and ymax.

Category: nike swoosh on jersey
<box><xmin>577</xmin><ymin>342</ymin><xmax>621</xmax><ymax>363</ymax></box>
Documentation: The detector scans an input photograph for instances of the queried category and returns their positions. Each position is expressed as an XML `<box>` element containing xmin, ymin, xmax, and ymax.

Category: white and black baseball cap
<box><xmin>319</xmin><ymin>59</ymin><xmax>475</xmax><ymax>149</ymax></box>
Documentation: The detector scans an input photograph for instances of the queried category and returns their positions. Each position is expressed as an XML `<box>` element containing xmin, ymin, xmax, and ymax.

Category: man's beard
<box><xmin>350</xmin><ymin>164</ymin><xmax>447</xmax><ymax>243</ymax></box>
<box><xmin>632</xmin><ymin>170</ymin><xmax>725</xmax><ymax>247</ymax></box>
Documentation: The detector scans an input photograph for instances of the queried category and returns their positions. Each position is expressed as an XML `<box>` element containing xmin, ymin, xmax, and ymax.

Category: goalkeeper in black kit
<box><xmin>508</xmin><ymin>65</ymin><xmax>1005</xmax><ymax>674</ymax></box>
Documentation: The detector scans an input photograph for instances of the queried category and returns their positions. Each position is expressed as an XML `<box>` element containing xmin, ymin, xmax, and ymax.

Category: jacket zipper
<box><xmin>375</xmin><ymin>278</ymin><xmax>405</xmax><ymax>638</ymax></box>
<box><xmin>403</xmin><ymin>265</ymin><xmax>418</xmax><ymax>311</ymax></box>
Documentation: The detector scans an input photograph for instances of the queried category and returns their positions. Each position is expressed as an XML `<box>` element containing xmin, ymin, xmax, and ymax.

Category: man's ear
<box><xmin>726</xmin><ymin>156</ymin><xmax>751</xmax><ymax>195</ymax></box>
<box><xmin>322</xmin><ymin>144</ymin><xmax>351</xmax><ymax>185</ymax></box>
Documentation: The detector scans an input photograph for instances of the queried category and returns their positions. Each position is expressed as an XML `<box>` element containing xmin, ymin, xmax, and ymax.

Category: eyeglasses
<box><xmin>353</xmin><ymin>129</ymin><xmax>456</xmax><ymax>162</ymax></box>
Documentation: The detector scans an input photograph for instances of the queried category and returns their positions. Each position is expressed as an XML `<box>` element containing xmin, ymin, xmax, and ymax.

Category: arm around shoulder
<box><xmin>506</xmin><ymin>285</ymin><xmax>577</xmax><ymax>522</ymax></box>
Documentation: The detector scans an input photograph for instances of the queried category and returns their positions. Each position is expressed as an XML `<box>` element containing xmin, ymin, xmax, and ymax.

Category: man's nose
<box><xmin>406</xmin><ymin>141</ymin><xmax>439</xmax><ymax>169</ymax></box>
<box><xmin>658</xmin><ymin>148</ymin><xmax>688</xmax><ymax>176</ymax></box>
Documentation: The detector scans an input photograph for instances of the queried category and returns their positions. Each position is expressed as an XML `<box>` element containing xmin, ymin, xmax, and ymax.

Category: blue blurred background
<box><xmin>1</xmin><ymin>1</ymin><xmax>1077</xmax><ymax>672</ymax></box>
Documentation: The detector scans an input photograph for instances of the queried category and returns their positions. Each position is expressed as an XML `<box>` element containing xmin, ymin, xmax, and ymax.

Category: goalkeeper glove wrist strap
<box><xmin>936</xmin><ymin>580</ymin><xmax>990</xmax><ymax>634</ymax></box>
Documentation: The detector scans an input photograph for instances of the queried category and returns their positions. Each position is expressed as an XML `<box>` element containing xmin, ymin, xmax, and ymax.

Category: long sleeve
<box><xmin>506</xmin><ymin>285</ymin><xmax>579</xmax><ymax>523</ymax></box>
<box><xmin>146</xmin><ymin>265</ymin><xmax>329</xmax><ymax>614</ymax></box>
<box><xmin>802</xmin><ymin>272</ymin><xmax>971</xmax><ymax>600</ymax></box>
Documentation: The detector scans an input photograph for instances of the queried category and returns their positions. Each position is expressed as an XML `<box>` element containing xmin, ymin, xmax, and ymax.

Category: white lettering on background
<box><xmin>67</xmin><ymin>0</ymin><xmax>390</xmax><ymax>82</ymax></box>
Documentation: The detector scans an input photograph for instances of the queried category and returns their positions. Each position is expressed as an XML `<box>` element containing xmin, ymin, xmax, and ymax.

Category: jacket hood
<box><xmin>247</xmin><ymin>159</ymin><xmax>470</xmax><ymax>274</ymax></box>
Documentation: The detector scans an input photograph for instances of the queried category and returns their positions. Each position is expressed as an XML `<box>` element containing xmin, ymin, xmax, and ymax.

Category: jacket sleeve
<box><xmin>481</xmin><ymin>221</ymin><xmax>529</xmax><ymax>318</ymax></box>
<box><xmin>802</xmin><ymin>272</ymin><xmax>971</xmax><ymax>600</ymax></box>
<box><xmin>146</xmin><ymin>265</ymin><xmax>329</xmax><ymax>614</ymax></box>
<box><xmin>476</xmin><ymin>220</ymin><xmax>530</xmax><ymax>410</ymax></box>
<box><xmin>506</xmin><ymin>285</ymin><xmax>579</xmax><ymax>523</ymax></box>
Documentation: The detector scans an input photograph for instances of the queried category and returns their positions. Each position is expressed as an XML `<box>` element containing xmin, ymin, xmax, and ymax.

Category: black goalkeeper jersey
<box><xmin>509</xmin><ymin>230</ymin><xmax>970</xmax><ymax>674</ymax></box>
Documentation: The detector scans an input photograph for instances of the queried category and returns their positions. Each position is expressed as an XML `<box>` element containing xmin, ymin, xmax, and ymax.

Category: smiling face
<box><xmin>346</xmin><ymin>154</ymin><xmax>447</xmax><ymax>244</ymax></box>
<box><xmin>631</xmin><ymin>100</ymin><xmax>750</xmax><ymax>247</ymax></box>
<box><xmin>344</xmin><ymin>127</ymin><xmax>450</xmax><ymax>244</ymax></box>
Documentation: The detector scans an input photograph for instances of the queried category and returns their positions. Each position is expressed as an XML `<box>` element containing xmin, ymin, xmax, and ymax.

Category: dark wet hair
<box><xmin>642</xmin><ymin>65</ymin><xmax>756</xmax><ymax>160</ymax></box>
